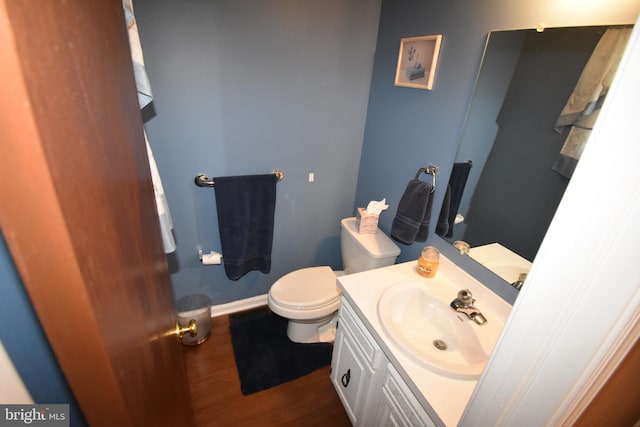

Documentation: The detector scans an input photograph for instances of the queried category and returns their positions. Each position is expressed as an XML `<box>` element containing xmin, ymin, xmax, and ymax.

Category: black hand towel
<box><xmin>415</xmin><ymin>186</ymin><xmax>435</xmax><ymax>242</ymax></box>
<box><xmin>391</xmin><ymin>179</ymin><xmax>433</xmax><ymax>245</ymax></box>
<box><xmin>213</xmin><ymin>174</ymin><xmax>277</xmax><ymax>280</ymax></box>
<box><xmin>435</xmin><ymin>184</ymin><xmax>451</xmax><ymax>237</ymax></box>
<box><xmin>444</xmin><ymin>162</ymin><xmax>472</xmax><ymax>237</ymax></box>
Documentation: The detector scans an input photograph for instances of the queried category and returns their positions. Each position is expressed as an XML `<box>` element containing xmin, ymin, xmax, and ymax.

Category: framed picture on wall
<box><xmin>394</xmin><ymin>35</ymin><xmax>442</xmax><ymax>90</ymax></box>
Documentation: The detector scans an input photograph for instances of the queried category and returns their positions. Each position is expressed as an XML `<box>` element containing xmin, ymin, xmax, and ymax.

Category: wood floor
<box><xmin>182</xmin><ymin>313</ymin><xmax>352</xmax><ymax>427</ymax></box>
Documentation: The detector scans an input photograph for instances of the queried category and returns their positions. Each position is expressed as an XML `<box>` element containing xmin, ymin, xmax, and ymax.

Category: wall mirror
<box><xmin>438</xmin><ymin>24</ymin><xmax>632</xmax><ymax>281</ymax></box>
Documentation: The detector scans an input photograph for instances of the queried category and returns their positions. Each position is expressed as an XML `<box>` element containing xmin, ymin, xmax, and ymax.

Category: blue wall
<box><xmin>0</xmin><ymin>234</ymin><xmax>86</xmax><ymax>426</ymax></box>
<box><xmin>135</xmin><ymin>0</ymin><xmax>382</xmax><ymax>304</ymax></box>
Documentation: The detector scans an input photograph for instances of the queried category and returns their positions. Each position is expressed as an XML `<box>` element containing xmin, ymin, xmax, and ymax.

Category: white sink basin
<box><xmin>468</xmin><ymin>243</ymin><xmax>532</xmax><ymax>284</ymax></box>
<box><xmin>482</xmin><ymin>261</ymin><xmax>529</xmax><ymax>284</ymax></box>
<box><xmin>377</xmin><ymin>281</ymin><xmax>503</xmax><ymax>379</ymax></box>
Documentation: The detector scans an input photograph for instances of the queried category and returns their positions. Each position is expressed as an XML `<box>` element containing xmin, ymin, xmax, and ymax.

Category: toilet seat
<box><xmin>267</xmin><ymin>266</ymin><xmax>341</xmax><ymax>341</ymax></box>
<box><xmin>269</xmin><ymin>266</ymin><xmax>340</xmax><ymax>310</ymax></box>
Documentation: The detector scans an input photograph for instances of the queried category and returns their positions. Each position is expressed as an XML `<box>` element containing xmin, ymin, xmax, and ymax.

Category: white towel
<box><xmin>553</xmin><ymin>27</ymin><xmax>632</xmax><ymax>178</ymax></box>
<box><xmin>124</xmin><ymin>0</ymin><xmax>176</xmax><ymax>253</ymax></box>
<box><xmin>145</xmin><ymin>132</ymin><xmax>176</xmax><ymax>253</ymax></box>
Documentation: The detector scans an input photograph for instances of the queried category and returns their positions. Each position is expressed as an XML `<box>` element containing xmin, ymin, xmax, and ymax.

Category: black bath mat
<box><xmin>229</xmin><ymin>308</ymin><xmax>333</xmax><ymax>395</ymax></box>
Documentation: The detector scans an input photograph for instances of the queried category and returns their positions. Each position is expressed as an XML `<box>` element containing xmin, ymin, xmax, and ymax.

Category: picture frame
<box><xmin>394</xmin><ymin>35</ymin><xmax>442</xmax><ymax>90</ymax></box>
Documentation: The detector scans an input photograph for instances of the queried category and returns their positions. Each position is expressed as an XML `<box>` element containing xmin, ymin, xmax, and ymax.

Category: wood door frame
<box><xmin>0</xmin><ymin>1</ymin><xmax>194</xmax><ymax>425</ymax></box>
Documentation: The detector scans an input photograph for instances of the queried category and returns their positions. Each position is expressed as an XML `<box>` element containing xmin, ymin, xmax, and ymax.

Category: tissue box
<box><xmin>356</xmin><ymin>207</ymin><xmax>379</xmax><ymax>234</ymax></box>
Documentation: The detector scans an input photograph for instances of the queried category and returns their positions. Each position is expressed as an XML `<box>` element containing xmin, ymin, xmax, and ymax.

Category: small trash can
<box><xmin>176</xmin><ymin>294</ymin><xmax>212</xmax><ymax>345</ymax></box>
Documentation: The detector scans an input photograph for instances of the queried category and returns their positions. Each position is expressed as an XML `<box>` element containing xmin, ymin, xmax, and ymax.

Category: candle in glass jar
<box><xmin>417</xmin><ymin>246</ymin><xmax>440</xmax><ymax>278</ymax></box>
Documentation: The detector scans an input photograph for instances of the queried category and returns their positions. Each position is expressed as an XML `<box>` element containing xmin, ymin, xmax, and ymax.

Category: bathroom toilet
<box><xmin>268</xmin><ymin>217</ymin><xmax>400</xmax><ymax>343</ymax></box>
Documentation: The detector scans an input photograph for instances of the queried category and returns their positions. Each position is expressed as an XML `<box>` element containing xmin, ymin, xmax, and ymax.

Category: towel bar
<box><xmin>414</xmin><ymin>165</ymin><xmax>438</xmax><ymax>192</ymax></box>
<box><xmin>195</xmin><ymin>170</ymin><xmax>284</xmax><ymax>187</ymax></box>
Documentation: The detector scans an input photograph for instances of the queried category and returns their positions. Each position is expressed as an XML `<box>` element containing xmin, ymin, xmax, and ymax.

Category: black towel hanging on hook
<box><xmin>436</xmin><ymin>161</ymin><xmax>473</xmax><ymax>238</ymax></box>
<box><xmin>391</xmin><ymin>165</ymin><xmax>438</xmax><ymax>244</ymax></box>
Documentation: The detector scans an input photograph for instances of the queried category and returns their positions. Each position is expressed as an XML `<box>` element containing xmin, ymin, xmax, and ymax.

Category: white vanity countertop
<box><xmin>336</xmin><ymin>256</ymin><xmax>512</xmax><ymax>426</ymax></box>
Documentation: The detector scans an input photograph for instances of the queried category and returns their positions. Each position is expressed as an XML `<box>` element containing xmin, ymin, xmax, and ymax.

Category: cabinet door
<box><xmin>377</xmin><ymin>390</ymin><xmax>407</xmax><ymax>427</ymax></box>
<box><xmin>376</xmin><ymin>364</ymin><xmax>437</xmax><ymax>427</ymax></box>
<box><xmin>331</xmin><ymin>325</ymin><xmax>370</xmax><ymax>425</ymax></box>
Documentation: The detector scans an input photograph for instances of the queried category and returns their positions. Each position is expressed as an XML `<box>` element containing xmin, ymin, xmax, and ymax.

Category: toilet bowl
<box><xmin>268</xmin><ymin>217</ymin><xmax>400</xmax><ymax>343</ymax></box>
<box><xmin>268</xmin><ymin>266</ymin><xmax>340</xmax><ymax>343</ymax></box>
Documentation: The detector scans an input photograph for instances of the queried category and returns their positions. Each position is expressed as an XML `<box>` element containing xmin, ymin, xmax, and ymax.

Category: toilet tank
<box><xmin>340</xmin><ymin>217</ymin><xmax>401</xmax><ymax>274</ymax></box>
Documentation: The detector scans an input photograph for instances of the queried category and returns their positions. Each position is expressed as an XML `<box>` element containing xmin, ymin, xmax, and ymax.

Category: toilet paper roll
<box><xmin>202</xmin><ymin>251</ymin><xmax>222</xmax><ymax>265</ymax></box>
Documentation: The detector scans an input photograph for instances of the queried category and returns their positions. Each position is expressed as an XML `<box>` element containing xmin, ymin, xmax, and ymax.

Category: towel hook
<box><xmin>414</xmin><ymin>165</ymin><xmax>438</xmax><ymax>192</ymax></box>
<box><xmin>195</xmin><ymin>170</ymin><xmax>284</xmax><ymax>187</ymax></box>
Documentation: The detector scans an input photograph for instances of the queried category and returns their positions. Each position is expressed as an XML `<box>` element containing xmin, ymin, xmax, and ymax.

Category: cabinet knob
<box><xmin>341</xmin><ymin>369</ymin><xmax>351</xmax><ymax>387</ymax></box>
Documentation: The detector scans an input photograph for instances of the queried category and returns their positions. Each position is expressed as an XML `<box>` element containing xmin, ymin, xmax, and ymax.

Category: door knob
<box><xmin>176</xmin><ymin>319</ymin><xmax>197</xmax><ymax>342</ymax></box>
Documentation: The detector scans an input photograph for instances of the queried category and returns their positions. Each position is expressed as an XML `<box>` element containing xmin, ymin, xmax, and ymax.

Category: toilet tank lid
<box><xmin>341</xmin><ymin>217</ymin><xmax>401</xmax><ymax>258</ymax></box>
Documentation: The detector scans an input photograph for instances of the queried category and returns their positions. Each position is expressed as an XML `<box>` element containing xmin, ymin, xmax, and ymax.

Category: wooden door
<box><xmin>0</xmin><ymin>1</ymin><xmax>194</xmax><ymax>426</ymax></box>
<box><xmin>572</xmin><ymin>335</ymin><xmax>640</xmax><ymax>426</ymax></box>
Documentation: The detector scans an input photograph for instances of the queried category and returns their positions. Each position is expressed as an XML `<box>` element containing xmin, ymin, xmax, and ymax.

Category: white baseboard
<box><xmin>210</xmin><ymin>294</ymin><xmax>268</xmax><ymax>318</ymax></box>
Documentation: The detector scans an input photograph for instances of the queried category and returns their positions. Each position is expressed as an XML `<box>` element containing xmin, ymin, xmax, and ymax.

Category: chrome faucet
<box><xmin>510</xmin><ymin>273</ymin><xmax>527</xmax><ymax>290</ymax></box>
<box><xmin>450</xmin><ymin>289</ymin><xmax>488</xmax><ymax>326</ymax></box>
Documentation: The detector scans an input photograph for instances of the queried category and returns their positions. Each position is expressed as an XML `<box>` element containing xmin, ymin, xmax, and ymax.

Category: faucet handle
<box><xmin>457</xmin><ymin>289</ymin><xmax>474</xmax><ymax>306</ymax></box>
<box><xmin>453</xmin><ymin>240</ymin><xmax>470</xmax><ymax>255</ymax></box>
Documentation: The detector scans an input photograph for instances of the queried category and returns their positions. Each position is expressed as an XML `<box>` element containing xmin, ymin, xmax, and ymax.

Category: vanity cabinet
<box><xmin>331</xmin><ymin>297</ymin><xmax>436</xmax><ymax>426</ymax></box>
